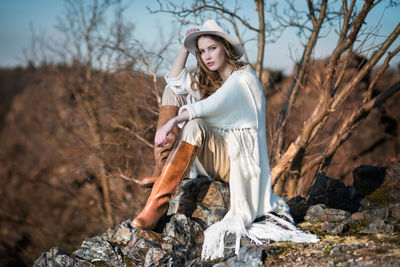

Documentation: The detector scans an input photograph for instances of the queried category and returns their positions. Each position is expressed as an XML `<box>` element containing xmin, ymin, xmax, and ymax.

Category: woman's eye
<box><xmin>210</xmin><ymin>46</ymin><xmax>216</xmax><ymax>51</ymax></box>
<box><xmin>199</xmin><ymin>50</ymin><xmax>205</xmax><ymax>54</ymax></box>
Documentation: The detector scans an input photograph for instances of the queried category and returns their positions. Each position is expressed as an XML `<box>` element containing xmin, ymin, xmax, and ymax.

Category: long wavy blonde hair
<box><xmin>191</xmin><ymin>34</ymin><xmax>247</xmax><ymax>99</ymax></box>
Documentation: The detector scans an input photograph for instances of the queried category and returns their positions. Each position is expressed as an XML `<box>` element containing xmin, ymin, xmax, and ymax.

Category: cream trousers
<box><xmin>162</xmin><ymin>87</ymin><xmax>230</xmax><ymax>183</ymax></box>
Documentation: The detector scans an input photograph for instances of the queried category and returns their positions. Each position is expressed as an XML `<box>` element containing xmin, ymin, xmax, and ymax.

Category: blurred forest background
<box><xmin>0</xmin><ymin>0</ymin><xmax>399</xmax><ymax>266</ymax></box>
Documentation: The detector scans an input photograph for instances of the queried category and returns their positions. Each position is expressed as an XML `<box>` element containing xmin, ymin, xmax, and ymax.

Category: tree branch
<box><xmin>301</xmin><ymin>81</ymin><xmax>400</xmax><ymax>175</ymax></box>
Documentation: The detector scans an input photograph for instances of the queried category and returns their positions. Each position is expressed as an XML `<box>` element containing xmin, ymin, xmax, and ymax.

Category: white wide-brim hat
<box><xmin>184</xmin><ymin>19</ymin><xmax>244</xmax><ymax>58</ymax></box>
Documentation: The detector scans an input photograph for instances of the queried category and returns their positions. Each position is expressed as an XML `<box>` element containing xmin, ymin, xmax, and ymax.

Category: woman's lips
<box><xmin>207</xmin><ymin>62</ymin><xmax>214</xmax><ymax>67</ymax></box>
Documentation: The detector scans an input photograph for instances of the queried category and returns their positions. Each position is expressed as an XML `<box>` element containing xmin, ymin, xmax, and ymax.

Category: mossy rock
<box><xmin>365</xmin><ymin>185</ymin><xmax>400</xmax><ymax>206</ymax></box>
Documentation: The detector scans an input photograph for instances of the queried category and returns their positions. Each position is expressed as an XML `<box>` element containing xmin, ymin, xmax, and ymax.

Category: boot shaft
<box><xmin>152</xmin><ymin>141</ymin><xmax>197</xmax><ymax>199</ymax></box>
<box><xmin>133</xmin><ymin>140</ymin><xmax>198</xmax><ymax>230</ymax></box>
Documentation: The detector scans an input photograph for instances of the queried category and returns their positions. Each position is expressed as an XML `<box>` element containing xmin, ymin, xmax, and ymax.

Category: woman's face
<box><xmin>197</xmin><ymin>35</ymin><xmax>227</xmax><ymax>72</ymax></box>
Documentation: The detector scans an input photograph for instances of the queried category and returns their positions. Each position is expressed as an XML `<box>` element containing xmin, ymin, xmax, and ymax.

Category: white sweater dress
<box><xmin>165</xmin><ymin>65</ymin><xmax>319</xmax><ymax>260</ymax></box>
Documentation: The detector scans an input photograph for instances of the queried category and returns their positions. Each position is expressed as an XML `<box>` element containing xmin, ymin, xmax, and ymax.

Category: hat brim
<box><xmin>184</xmin><ymin>30</ymin><xmax>244</xmax><ymax>58</ymax></box>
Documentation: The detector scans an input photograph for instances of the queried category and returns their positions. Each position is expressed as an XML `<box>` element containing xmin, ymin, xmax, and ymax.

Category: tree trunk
<box><xmin>255</xmin><ymin>0</ymin><xmax>265</xmax><ymax>83</ymax></box>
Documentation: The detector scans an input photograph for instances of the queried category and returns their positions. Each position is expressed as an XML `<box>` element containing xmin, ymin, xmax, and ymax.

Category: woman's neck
<box><xmin>218</xmin><ymin>64</ymin><xmax>234</xmax><ymax>83</ymax></box>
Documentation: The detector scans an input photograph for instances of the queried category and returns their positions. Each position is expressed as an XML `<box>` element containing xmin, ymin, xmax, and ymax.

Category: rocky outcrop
<box><xmin>34</xmin><ymin>177</ymin><xmax>232</xmax><ymax>266</ymax></box>
<box><xmin>34</xmin><ymin>162</ymin><xmax>400</xmax><ymax>266</ymax></box>
<box><xmin>288</xmin><ymin>164</ymin><xmax>391</xmax><ymax>223</ymax></box>
<box><xmin>33</xmin><ymin>247</ymin><xmax>95</xmax><ymax>267</ymax></box>
<box><xmin>298</xmin><ymin>162</ymin><xmax>400</xmax><ymax>236</ymax></box>
<box><xmin>352</xmin><ymin>165</ymin><xmax>386</xmax><ymax>195</ymax></box>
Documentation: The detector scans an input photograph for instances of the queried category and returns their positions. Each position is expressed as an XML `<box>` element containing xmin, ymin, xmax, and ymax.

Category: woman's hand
<box><xmin>155</xmin><ymin>118</ymin><xmax>177</xmax><ymax>147</ymax></box>
<box><xmin>155</xmin><ymin>109</ymin><xmax>190</xmax><ymax>146</ymax></box>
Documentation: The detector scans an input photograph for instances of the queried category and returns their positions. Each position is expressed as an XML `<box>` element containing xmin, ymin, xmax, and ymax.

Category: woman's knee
<box><xmin>183</xmin><ymin>118</ymin><xmax>208</xmax><ymax>134</ymax></box>
<box><xmin>162</xmin><ymin>86</ymin><xmax>188</xmax><ymax>107</ymax></box>
<box><xmin>180</xmin><ymin>118</ymin><xmax>207</xmax><ymax>146</ymax></box>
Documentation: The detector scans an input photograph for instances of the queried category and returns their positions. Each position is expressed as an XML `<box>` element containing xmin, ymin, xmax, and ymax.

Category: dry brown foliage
<box><xmin>0</xmin><ymin>65</ymin><xmax>159</xmax><ymax>265</ymax></box>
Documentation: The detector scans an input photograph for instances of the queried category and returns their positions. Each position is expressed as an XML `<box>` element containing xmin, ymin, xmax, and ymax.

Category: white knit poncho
<box><xmin>165</xmin><ymin>65</ymin><xmax>319</xmax><ymax>260</ymax></box>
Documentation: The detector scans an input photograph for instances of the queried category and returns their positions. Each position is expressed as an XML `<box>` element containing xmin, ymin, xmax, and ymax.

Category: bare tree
<box><xmin>2</xmin><ymin>0</ymin><xmax>185</xmax><ymax>263</ymax></box>
<box><xmin>22</xmin><ymin>0</ymin><xmax>181</xmax><ymax>226</ymax></box>
<box><xmin>102</xmin><ymin>33</ymin><xmax>175</xmax><ymax>109</ymax></box>
<box><xmin>149</xmin><ymin>0</ymin><xmax>400</xmax><ymax>199</ymax></box>
<box><xmin>53</xmin><ymin>0</ymin><xmax>128</xmax><ymax>225</ymax></box>
<box><xmin>54</xmin><ymin>0</ymin><xmax>176</xmax><ymax>224</ymax></box>
<box><xmin>269</xmin><ymin>0</ymin><xmax>400</xmax><ymax>198</ymax></box>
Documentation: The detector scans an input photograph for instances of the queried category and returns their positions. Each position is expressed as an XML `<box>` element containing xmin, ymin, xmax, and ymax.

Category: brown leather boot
<box><xmin>141</xmin><ymin>105</ymin><xmax>180</xmax><ymax>188</ymax></box>
<box><xmin>132</xmin><ymin>141</ymin><xmax>197</xmax><ymax>230</ymax></box>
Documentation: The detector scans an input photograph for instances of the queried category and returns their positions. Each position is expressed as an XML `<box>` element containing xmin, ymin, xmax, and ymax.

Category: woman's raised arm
<box><xmin>168</xmin><ymin>29</ymin><xmax>199</xmax><ymax>78</ymax></box>
<box><xmin>168</xmin><ymin>45</ymin><xmax>189</xmax><ymax>78</ymax></box>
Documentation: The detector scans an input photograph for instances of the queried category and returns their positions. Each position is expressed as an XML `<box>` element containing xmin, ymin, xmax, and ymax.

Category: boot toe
<box><xmin>131</xmin><ymin>217</ymin><xmax>146</xmax><ymax>229</ymax></box>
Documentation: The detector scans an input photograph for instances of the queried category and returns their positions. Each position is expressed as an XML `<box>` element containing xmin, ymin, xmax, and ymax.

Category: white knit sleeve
<box><xmin>164</xmin><ymin>68</ymin><xmax>193</xmax><ymax>94</ymax></box>
<box><xmin>178</xmin><ymin>104</ymin><xmax>194</xmax><ymax>120</ymax></box>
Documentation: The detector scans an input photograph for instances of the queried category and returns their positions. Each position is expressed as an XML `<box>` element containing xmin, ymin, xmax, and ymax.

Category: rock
<box><xmin>144</xmin><ymin>252</ymin><xmax>185</xmax><ymax>267</ymax></box>
<box><xmin>331</xmin><ymin>223</ymin><xmax>350</xmax><ymax>235</ymax></box>
<box><xmin>385</xmin><ymin>160</ymin><xmax>400</xmax><ymax>184</ymax></box>
<box><xmin>191</xmin><ymin>180</ymin><xmax>230</xmax><ymax>228</ymax></box>
<box><xmin>361</xmin><ymin>219</ymin><xmax>394</xmax><ymax>233</ymax></box>
<box><xmin>162</xmin><ymin>213</ymin><xmax>203</xmax><ymax>259</ymax></box>
<box><xmin>289</xmin><ymin>187</ymin><xmax>360</xmax><ymax>223</ymax></box>
<box><xmin>308</xmin><ymin>174</ymin><xmax>345</xmax><ymax>197</ymax></box>
<box><xmin>161</xmin><ymin>255</ymin><xmax>186</xmax><ymax>266</ymax></box>
<box><xmin>287</xmin><ymin>196</ymin><xmax>313</xmax><ymax>223</ymax></box>
<box><xmin>335</xmin><ymin>187</ymin><xmax>361</xmax><ymax>211</ymax></box>
<box><xmin>315</xmin><ymin>188</ymin><xmax>362</xmax><ymax>212</ymax></box>
<box><xmin>109</xmin><ymin>180</ymin><xmax>231</xmax><ymax>266</ymax></box>
<box><xmin>72</xmin><ymin>235</ymin><xmax>125</xmax><ymax>267</ymax></box>
<box><xmin>322</xmin><ymin>209</ymin><xmax>351</xmax><ymax>223</ymax></box>
<box><xmin>390</xmin><ymin>203</ymin><xmax>400</xmax><ymax>220</ymax></box>
<box><xmin>221</xmin><ymin>233</ymin><xmax>241</xmax><ymax>260</ymax></box>
<box><xmin>321</xmin><ymin>222</ymin><xmax>350</xmax><ymax>234</ymax></box>
<box><xmin>304</xmin><ymin>204</ymin><xmax>351</xmax><ymax>223</ymax></box>
<box><xmin>306</xmin><ymin>174</ymin><xmax>362</xmax><ymax>212</ymax></box>
<box><xmin>167</xmin><ymin>176</ymin><xmax>212</xmax><ymax>216</ymax></box>
<box><xmin>329</xmin><ymin>244</ymin><xmax>364</xmax><ymax>256</ymax></box>
<box><xmin>106</xmin><ymin>220</ymin><xmax>135</xmax><ymax>245</ymax></box>
<box><xmin>351</xmin><ymin>211</ymin><xmax>367</xmax><ymax>222</ymax></box>
<box><xmin>352</xmin><ymin>165</ymin><xmax>385</xmax><ymax>196</ymax></box>
<box><xmin>33</xmin><ymin>247</ymin><xmax>95</xmax><ymax>267</ymax></box>
<box><xmin>364</xmin><ymin>161</ymin><xmax>400</xmax><ymax>206</ymax></box>
<box><xmin>185</xmin><ymin>258</ymin><xmax>213</xmax><ymax>267</ymax></box>
<box><xmin>218</xmin><ymin>244</ymin><xmax>264</xmax><ymax>267</ymax></box>
<box><xmin>358</xmin><ymin>198</ymin><xmax>377</xmax><ymax>211</ymax></box>
<box><xmin>304</xmin><ymin>204</ymin><xmax>326</xmax><ymax>223</ymax></box>
<box><xmin>351</xmin><ymin>207</ymin><xmax>390</xmax><ymax>222</ymax></box>
<box><xmin>33</xmin><ymin>163</ymin><xmax>400</xmax><ymax>267</ymax></box>
<box><xmin>168</xmin><ymin>177</ymin><xmax>230</xmax><ymax>228</ymax></box>
<box><xmin>345</xmin><ymin>261</ymin><xmax>380</xmax><ymax>267</ymax></box>
<box><xmin>123</xmin><ymin>230</ymin><xmax>162</xmax><ymax>265</ymax></box>
<box><xmin>144</xmin><ymin>247</ymin><xmax>167</xmax><ymax>267</ymax></box>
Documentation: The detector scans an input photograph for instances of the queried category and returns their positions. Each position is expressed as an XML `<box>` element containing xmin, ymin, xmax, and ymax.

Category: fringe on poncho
<box><xmin>200</xmin><ymin>129</ymin><xmax>319</xmax><ymax>260</ymax></box>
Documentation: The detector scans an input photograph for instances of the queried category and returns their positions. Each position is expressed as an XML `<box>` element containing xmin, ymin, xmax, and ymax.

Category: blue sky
<box><xmin>0</xmin><ymin>0</ymin><xmax>399</xmax><ymax>74</ymax></box>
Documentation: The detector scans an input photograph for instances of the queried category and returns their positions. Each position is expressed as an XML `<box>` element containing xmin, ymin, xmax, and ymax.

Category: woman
<box><xmin>133</xmin><ymin>19</ymin><xmax>318</xmax><ymax>260</ymax></box>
